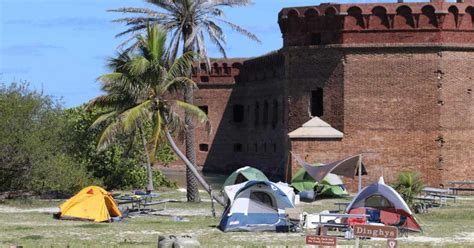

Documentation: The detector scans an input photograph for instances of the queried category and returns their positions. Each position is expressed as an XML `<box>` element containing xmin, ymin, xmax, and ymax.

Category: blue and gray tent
<box><xmin>219</xmin><ymin>180</ymin><xmax>296</xmax><ymax>232</ymax></box>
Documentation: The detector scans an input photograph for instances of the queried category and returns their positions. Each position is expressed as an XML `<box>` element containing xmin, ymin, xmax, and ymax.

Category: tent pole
<box><xmin>358</xmin><ymin>155</ymin><xmax>362</xmax><ymax>193</ymax></box>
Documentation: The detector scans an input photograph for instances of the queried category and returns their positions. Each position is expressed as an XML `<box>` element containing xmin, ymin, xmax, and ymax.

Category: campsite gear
<box><xmin>219</xmin><ymin>180</ymin><xmax>296</xmax><ymax>232</ymax></box>
<box><xmin>292</xmin><ymin>153</ymin><xmax>367</xmax><ymax>191</ymax></box>
<box><xmin>291</xmin><ymin>165</ymin><xmax>349</xmax><ymax>197</ymax></box>
<box><xmin>158</xmin><ymin>235</ymin><xmax>200</xmax><ymax>248</ymax></box>
<box><xmin>344</xmin><ymin>177</ymin><xmax>422</xmax><ymax>232</ymax></box>
<box><xmin>222</xmin><ymin>166</ymin><xmax>269</xmax><ymax>189</ymax></box>
<box><xmin>58</xmin><ymin>186</ymin><xmax>122</xmax><ymax>222</ymax></box>
<box><xmin>298</xmin><ymin>190</ymin><xmax>316</xmax><ymax>202</ymax></box>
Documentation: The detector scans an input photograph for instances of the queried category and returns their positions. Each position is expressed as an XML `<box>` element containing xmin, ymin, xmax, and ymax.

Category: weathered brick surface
<box><xmin>165</xmin><ymin>1</ymin><xmax>473</xmax><ymax>191</ymax></box>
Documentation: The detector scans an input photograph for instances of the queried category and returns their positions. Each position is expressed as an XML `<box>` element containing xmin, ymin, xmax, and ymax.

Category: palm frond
<box><xmin>90</xmin><ymin>111</ymin><xmax>117</xmax><ymax>130</ymax></box>
<box><xmin>217</xmin><ymin>18</ymin><xmax>261</xmax><ymax>43</ymax></box>
<box><xmin>166</xmin><ymin>51</ymin><xmax>195</xmax><ymax>81</ymax></box>
<box><xmin>97</xmin><ymin>119</ymin><xmax>122</xmax><ymax>150</ymax></box>
<box><xmin>119</xmin><ymin>100</ymin><xmax>152</xmax><ymax>134</ymax></box>
<box><xmin>174</xmin><ymin>100</ymin><xmax>208</xmax><ymax>123</ymax></box>
<box><xmin>108</xmin><ymin>7</ymin><xmax>161</xmax><ymax>15</ymax></box>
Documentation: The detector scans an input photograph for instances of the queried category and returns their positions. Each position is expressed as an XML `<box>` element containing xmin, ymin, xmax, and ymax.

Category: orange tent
<box><xmin>58</xmin><ymin>186</ymin><xmax>122</xmax><ymax>222</ymax></box>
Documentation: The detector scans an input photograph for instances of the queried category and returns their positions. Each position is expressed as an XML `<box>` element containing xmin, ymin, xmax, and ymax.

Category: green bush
<box><xmin>392</xmin><ymin>171</ymin><xmax>424</xmax><ymax>208</ymax></box>
<box><xmin>28</xmin><ymin>154</ymin><xmax>101</xmax><ymax>194</ymax></box>
<box><xmin>64</xmin><ymin>105</ymin><xmax>176</xmax><ymax>190</ymax></box>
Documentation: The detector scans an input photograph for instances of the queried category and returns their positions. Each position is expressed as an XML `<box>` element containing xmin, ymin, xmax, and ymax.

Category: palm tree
<box><xmin>88</xmin><ymin>25</ymin><xmax>225</xmax><ymax>206</ymax></box>
<box><xmin>109</xmin><ymin>0</ymin><xmax>260</xmax><ymax>202</ymax></box>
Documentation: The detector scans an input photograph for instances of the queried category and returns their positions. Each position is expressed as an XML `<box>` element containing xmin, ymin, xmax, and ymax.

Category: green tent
<box><xmin>291</xmin><ymin>164</ymin><xmax>348</xmax><ymax>197</ymax></box>
<box><xmin>222</xmin><ymin>166</ymin><xmax>268</xmax><ymax>188</ymax></box>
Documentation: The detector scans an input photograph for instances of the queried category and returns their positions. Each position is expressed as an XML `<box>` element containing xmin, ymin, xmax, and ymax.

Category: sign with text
<box><xmin>353</xmin><ymin>224</ymin><xmax>398</xmax><ymax>239</ymax></box>
<box><xmin>305</xmin><ymin>235</ymin><xmax>337</xmax><ymax>246</ymax></box>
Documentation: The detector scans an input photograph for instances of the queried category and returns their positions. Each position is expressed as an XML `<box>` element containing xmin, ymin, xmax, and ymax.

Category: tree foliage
<box><xmin>0</xmin><ymin>83</ymin><xmax>97</xmax><ymax>194</ymax></box>
<box><xmin>64</xmin><ymin>105</ymin><xmax>177</xmax><ymax>190</ymax></box>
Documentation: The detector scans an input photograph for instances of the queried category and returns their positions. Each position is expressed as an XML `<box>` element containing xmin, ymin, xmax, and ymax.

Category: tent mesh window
<box><xmin>364</xmin><ymin>195</ymin><xmax>394</xmax><ymax>208</ymax></box>
<box><xmin>249</xmin><ymin>191</ymin><xmax>277</xmax><ymax>212</ymax></box>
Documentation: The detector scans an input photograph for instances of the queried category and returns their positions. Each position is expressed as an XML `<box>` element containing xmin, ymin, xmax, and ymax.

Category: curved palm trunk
<box><xmin>139</xmin><ymin>123</ymin><xmax>154</xmax><ymax>193</ymax></box>
<box><xmin>183</xmin><ymin>29</ymin><xmax>201</xmax><ymax>203</ymax></box>
<box><xmin>164</xmin><ymin>129</ymin><xmax>225</xmax><ymax>206</ymax></box>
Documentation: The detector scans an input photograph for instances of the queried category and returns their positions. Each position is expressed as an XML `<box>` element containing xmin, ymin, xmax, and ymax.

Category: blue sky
<box><xmin>1</xmin><ymin>0</ymin><xmax>374</xmax><ymax>107</ymax></box>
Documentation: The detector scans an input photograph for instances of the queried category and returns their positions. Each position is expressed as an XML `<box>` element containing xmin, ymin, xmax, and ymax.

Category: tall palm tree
<box><xmin>88</xmin><ymin>25</ymin><xmax>225</xmax><ymax>206</ymax></box>
<box><xmin>109</xmin><ymin>0</ymin><xmax>260</xmax><ymax>202</ymax></box>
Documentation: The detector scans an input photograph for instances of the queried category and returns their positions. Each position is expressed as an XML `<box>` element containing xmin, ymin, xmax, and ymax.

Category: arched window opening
<box><xmin>446</xmin><ymin>6</ymin><xmax>459</xmax><ymax>29</ymax></box>
<box><xmin>288</xmin><ymin>9</ymin><xmax>300</xmax><ymax>33</ymax></box>
<box><xmin>212</xmin><ymin>63</ymin><xmax>220</xmax><ymax>75</ymax></box>
<box><xmin>347</xmin><ymin>6</ymin><xmax>365</xmax><ymax>30</ymax></box>
<box><xmin>371</xmin><ymin>6</ymin><xmax>389</xmax><ymax>29</ymax></box>
<box><xmin>420</xmin><ymin>5</ymin><xmax>438</xmax><ymax>28</ymax></box>
<box><xmin>223</xmin><ymin>63</ymin><xmax>230</xmax><ymax>74</ymax></box>
<box><xmin>467</xmin><ymin>7</ymin><xmax>474</xmax><ymax>29</ymax></box>
<box><xmin>305</xmin><ymin>8</ymin><xmax>320</xmax><ymax>32</ymax></box>
<box><xmin>395</xmin><ymin>6</ymin><xmax>415</xmax><ymax>29</ymax></box>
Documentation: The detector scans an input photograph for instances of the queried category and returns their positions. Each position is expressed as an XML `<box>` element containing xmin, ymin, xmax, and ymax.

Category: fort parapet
<box><xmin>278</xmin><ymin>0</ymin><xmax>474</xmax><ymax>46</ymax></box>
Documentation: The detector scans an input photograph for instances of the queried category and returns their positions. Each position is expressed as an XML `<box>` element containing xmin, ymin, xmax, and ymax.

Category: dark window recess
<box><xmin>233</xmin><ymin>143</ymin><xmax>243</xmax><ymax>152</ymax></box>
<box><xmin>263</xmin><ymin>143</ymin><xmax>267</xmax><ymax>153</ymax></box>
<box><xmin>273</xmin><ymin>144</ymin><xmax>277</xmax><ymax>153</ymax></box>
<box><xmin>254</xmin><ymin>143</ymin><xmax>258</xmax><ymax>152</ymax></box>
<box><xmin>272</xmin><ymin>99</ymin><xmax>279</xmax><ymax>128</ymax></box>
<box><xmin>233</xmin><ymin>104</ymin><xmax>244</xmax><ymax>123</ymax></box>
<box><xmin>198</xmin><ymin>105</ymin><xmax>208</xmax><ymax>115</ymax></box>
<box><xmin>263</xmin><ymin>101</ymin><xmax>269</xmax><ymax>127</ymax></box>
<box><xmin>310</xmin><ymin>88</ymin><xmax>324</xmax><ymax>117</ymax></box>
<box><xmin>310</xmin><ymin>33</ymin><xmax>322</xmax><ymax>45</ymax></box>
<box><xmin>200</xmin><ymin>63</ymin><xmax>207</xmax><ymax>70</ymax></box>
<box><xmin>254</xmin><ymin>102</ymin><xmax>260</xmax><ymax>127</ymax></box>
<box><xmin>199</xmin><ymin>144</ymin><xmax>209</xmax><ymax>152</ymax></box>
<box><xmin>200</xmin><ymin>76</ymin><xmax>209</xmax><ymax>82</ymax></box>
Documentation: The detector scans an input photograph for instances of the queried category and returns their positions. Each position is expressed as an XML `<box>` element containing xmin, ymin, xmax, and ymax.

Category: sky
<box><xmin>0</xmin><ymin>0</ymin><xmax>382</xmax><ymax>107</ymax></box>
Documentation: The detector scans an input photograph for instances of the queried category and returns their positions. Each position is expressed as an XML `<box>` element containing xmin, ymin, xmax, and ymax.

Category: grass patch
<box><xmin>0</xmin><ymin>190</ymin><xmax>473</xmax><ymax>247</ymax></box>
<box><xmin>21</xmin><ymin>235</ymin><xmax>43</xmax><ymax>240</ymax></box>
<box><xmin>76</xmin><ymin>223</ymin><xmax>107</xmax><ymax>229</ymax></box>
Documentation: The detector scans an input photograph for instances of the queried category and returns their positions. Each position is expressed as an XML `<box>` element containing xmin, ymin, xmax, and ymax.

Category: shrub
<box><xmin>392</xmin><ymin>171</ymin><xmax>424</xmax><ymax>208</ymax></box>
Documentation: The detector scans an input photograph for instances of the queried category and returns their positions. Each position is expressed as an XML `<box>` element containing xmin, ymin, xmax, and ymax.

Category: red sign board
<box><xmin>305</xmin><ymin>235</ymin><xmax>337</xmax><ymax>246</ymax></box>
<box><xmin>353</xmin><ymin>224</ymin><xmax>398</xmax><ymax>239</ymax></box>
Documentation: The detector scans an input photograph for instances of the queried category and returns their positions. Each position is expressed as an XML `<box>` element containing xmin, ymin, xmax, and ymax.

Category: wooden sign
<box><xmin>353</xmin><ymin>224</ymin><xmax>398</xmax><ymax>239</ymax></box>
<box><xmin>387</xmin><ymin>239</ymin><xmax>398</xmax><ymax>248</ymax></box>
<box><xmin>305</xmin><ymin>235</ymin><xmax>337</xmax><ymax>246</ymax></box>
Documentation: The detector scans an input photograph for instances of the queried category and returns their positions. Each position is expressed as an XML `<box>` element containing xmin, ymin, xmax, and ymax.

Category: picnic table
<box><xmin>448</xmin><ymin>181</ymin><xmax>474</xmax><ymax>195</ymax></box>
<box><xmin>422</xmin><ymin>187</ymin><xmax>456</xmax><ymax>207</ymax></box>
<box><xmin>116</xmin><ymin>193</ymin><xmax>166</xmax><ymax>212</ymax></box>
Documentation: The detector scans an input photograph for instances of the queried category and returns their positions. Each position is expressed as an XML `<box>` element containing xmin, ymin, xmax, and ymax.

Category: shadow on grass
<box><xmin>21</xmin><ymin>235</ymin><xmax>43</xmax><ymax>240</ymax></box>
<box><xmin>13</xmin><ymin>226</ymin><xmax>33</xmax><ymax>230</ymax></box>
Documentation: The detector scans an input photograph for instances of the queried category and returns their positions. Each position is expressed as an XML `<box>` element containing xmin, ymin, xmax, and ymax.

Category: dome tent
<box><xmin>291</xmin><ymin>164</ymin><xmax>348</xmax><ymax>197</ymax></box>
<box><xmin>57</xmin><ymin>186</ymin><xmax>122</xmax><ymax>222</ymax></box>
<box><xmin>222</xmin><ymin>166</ymin><xmax>269</xmax><ymax>188</ymax></box>
<box><xmin>219</xmin><ymin>181</ymin><xmax>296</xmax><ymax>232</ymax></box>
<box><xmin>345</xmin><ymin>177</ymin><xmax>422</xmax><ymax>232</ymax></box>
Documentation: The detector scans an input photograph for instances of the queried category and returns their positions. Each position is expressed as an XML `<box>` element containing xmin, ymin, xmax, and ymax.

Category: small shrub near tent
<box><xmin>392</xmin><ymin>171</ymin><xmax>424</xmax><ymax>209</ymax></box>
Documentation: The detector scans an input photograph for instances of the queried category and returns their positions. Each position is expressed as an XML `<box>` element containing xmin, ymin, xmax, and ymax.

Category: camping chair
<box><xmin>284</xmin><ymin>208</ymin><xmax>303</xmax><ymax>232</ymax></box>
